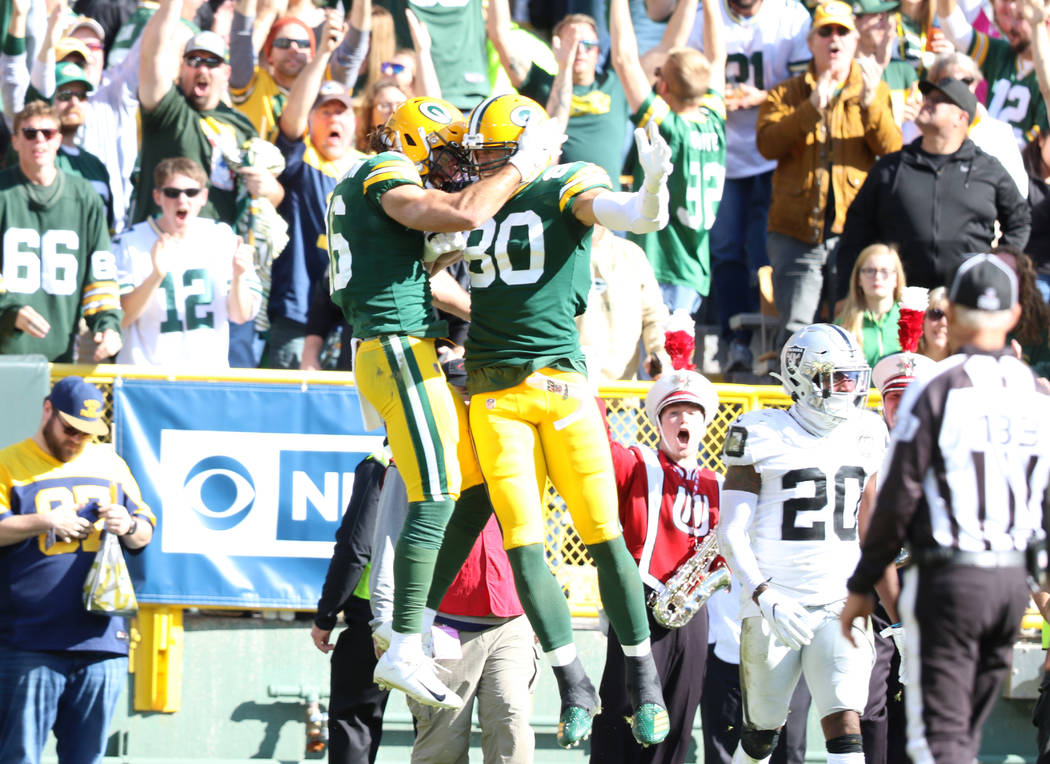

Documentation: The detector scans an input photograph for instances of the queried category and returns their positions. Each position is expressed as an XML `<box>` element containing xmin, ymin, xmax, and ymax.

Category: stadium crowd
<box><xmin>2</xmin><ymin>0</ymin><xmax>1050</xmax><ymax>762</ymax></box>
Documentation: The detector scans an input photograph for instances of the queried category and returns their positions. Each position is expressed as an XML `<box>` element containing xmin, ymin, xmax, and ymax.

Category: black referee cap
<box><xmin>949</xmin><ymin>253</ymin><xmax>1018</xmax><ymax>312</ymax></box>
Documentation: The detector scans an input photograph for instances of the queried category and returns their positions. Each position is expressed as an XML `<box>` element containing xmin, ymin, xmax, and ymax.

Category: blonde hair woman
<box><xmin>836</xmin><ymin>243</ymin><xmax>906</xmax><ymax>366</ymax></box>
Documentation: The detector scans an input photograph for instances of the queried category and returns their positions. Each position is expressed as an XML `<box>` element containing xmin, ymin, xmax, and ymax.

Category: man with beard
<box><xmin>938</xmin><ymin>0</ymin><xmax>1050</xmax><ymax>146</ymax></box>
<box><xmin>0</xmin><ymin>376</ymin><xmax>155</xmax><ymax>763</ymax></box>
<box><xmin>266</xmin><ymin>14</ymin><xmax>363</xmax><ymax>369</ymax></box>
<box><xmin>135</xmin><ymin>0</ymin><xmax>278</xmax><ymax>226</ymax></box>
<box><xmin>229</xmin><ymin>0</ymin><xmax>354</xmax><ymax>141</ymax></box>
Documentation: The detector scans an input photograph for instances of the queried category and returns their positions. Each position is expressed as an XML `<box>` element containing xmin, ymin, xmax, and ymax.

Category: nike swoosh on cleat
<box><xmin>420</xmin><ymin>682</ymin><xmax>446</xmax><ymax>702</ymax></box>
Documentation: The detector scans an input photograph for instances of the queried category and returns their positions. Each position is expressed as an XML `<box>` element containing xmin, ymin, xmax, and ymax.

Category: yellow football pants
<box><xmin>468</xmin><ymin>368</ymin><xmax>621</xmax><ymax>549</ymax></box>
<box><xmin>354</xmin><ymin>335</ymin><xmax>483</xmax><ymax>503</ymax></box>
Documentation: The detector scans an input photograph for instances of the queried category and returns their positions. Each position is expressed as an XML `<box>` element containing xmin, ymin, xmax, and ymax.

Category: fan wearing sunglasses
<box><xmin>114</xmin><ymin>156</ymin><xmax>260</xmax><ymax>368</ymax></box>
<box><xmin>0</xmin><ymin>101</ymin><xmax>122</xmax><ymax>363</ymax></box>
<box><xmin>136</xmin><ymin>10</ymin><xmax>258</xmax><ymax>228</ymax></box>
<box><xmin>757</xmin><ymin>0</ymin><xmax>900</xmax><ymax>351</ymax></box>
<box><xmin>229</xmin><ymin>12</ymin><xmax>325</xmax><ymax>140</ymax></box>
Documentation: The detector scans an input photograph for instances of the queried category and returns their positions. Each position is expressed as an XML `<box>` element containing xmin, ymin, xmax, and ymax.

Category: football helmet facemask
<box><xmin>777</xmin><ymin>324</ymin><xmax>871</xmax><ymax>429</ymax></box>
<box><xmin>376</xmin><ymin>97</ymin><xmax>473</xmax><ymax>190</ymax></box>
<box><xmin>463</xmin><ymin>94</ymin><xmax>547</xmax><ymax>175</ymax></box>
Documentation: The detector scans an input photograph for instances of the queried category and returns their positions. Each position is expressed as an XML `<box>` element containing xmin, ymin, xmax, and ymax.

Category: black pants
<box><xmin>328</xmin><ymin>596</ymin><xmax>389</xmax><ymax>764</ymax></box>
<box><xmin>1034</xmin><ymin>669</ymin><xmax>1050</xmax><ymax>764</ymax></box>
<box><xmin>698</xmin><ymin>651</ymin><xmax>811</xmax><ymax>764</ymax></box>
<box><xmin>906</xmin><ymin>565</ymin><xmax>1029</xmax><ymax>764</ymax></box>
<box><xmin>861</xmin><ymin>604</ymin><xmax>907</xmax><ymax>764</ymax></box>
<box><xmin>591</xmin><ymin>606</ymin><xmax>708</xmax><ymax>764</ymax></box>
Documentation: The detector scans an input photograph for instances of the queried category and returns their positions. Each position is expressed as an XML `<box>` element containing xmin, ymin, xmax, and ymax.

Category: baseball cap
<box><xmin>184</xmin><ymin>31</ymin><xmax>229</xmax><ymax>62</ymax></box>
<box><xmin>313</xmin><ymin>80</ymin><xmax>354</xmax><ymax>110</ymax></box>
<box><xmin>56</xmin><ymin>37</ymin><xmax>91</xmax><ymax>63</ymax></box>
<box><xmin>871</xmin><ymin>352</ymin><xmax>935</xmax><ymax>397</ymax></box>
<box><xmin>812</xmin><ymin>1</ymin><xmax>856</xmax><ymax>31</ymax></box>
<box><xmin>949</xmin><ymin>253</ymin><xmax>1019</xmax><ymax>312</ymax></box>
<box><xmin>919</xmin><ymin>77</ymin><xmax>977</xmax><ymax>122</ymax></box>
<box><xmin>851</xmin><ymin>0</ymin><xmax>900</xmax><ymax>14</ymax></box>
<box><xmin>54</xmin><ymin>61</ymin><xmax>95</xmax><ymax>93</ymax></box>
<box><xmin>64</xmin><ymin>15</ymin><xmax>105</xmax><ymax>42</ymax></box>
<box><xmin>48</xmin><ymin>376</ymin><xmax>108</xmax><ymax>436</ymax></box>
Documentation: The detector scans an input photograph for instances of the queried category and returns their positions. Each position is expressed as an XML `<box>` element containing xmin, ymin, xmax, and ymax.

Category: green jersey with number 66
<box><xmin>969</xmin><ymin>32</ymin><xmax>1048</xmax><ymax>146</ymax></box>
<box><xmin>463</xmin><ymin>161</ymin><xmax>612</xmax><ymax>392</ymax></box>
<box><xmin>326</xmin><ymin>152</ymin><xmax>447</xmax><ymax>340</ymax></box>
<box><xmin>627</xmin><ymin>90</ymin><xmax>727</xmax><ymax>297</ymax></box>
<box><xmin>0</xmin><ymin>168</ymin><xmax>120</xmax><ymax>361</ymax></box>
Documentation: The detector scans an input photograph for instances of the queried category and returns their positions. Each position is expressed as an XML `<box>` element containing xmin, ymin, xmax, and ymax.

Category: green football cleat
<box><xmin>557</xmin><ymin>704</ymin><xmax>597</xmax><ymax>749</ymax></box>
<box><xmin>628</xmin><ymin>702</ymin><xmax>669</xmax><ymax>747</ymax></box>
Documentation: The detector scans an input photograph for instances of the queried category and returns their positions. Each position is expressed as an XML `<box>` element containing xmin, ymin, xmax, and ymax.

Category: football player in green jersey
<box><xmin>458</xmin><ymin>93</ymin><xmax>674</xmax><ymax>749</ymax></box>
<box><xmin>610</xmin><ymin>0</ymin><xmax>728</xmax><ymax>315</ymax></box>
<box><xmin>324</xmin><ymin>95</ymin><xmax>562</xmax><ymax>711</ymax></box>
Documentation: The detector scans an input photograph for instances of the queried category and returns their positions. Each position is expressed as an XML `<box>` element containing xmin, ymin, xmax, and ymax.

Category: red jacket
<box><xmin>438</xmin><ymin>513</ymin><xmax>524</xmax><ymax>618</ymax></box>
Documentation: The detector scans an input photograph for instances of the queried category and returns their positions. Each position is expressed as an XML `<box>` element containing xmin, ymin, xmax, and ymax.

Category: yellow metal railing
<box><xmin>49</xmin><ymin>363</ymin><xmax>880</xmax><ymax>710</ymax></box>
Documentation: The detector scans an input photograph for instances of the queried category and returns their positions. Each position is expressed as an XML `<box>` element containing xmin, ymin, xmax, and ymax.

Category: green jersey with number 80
<box><xmin>463</xmin><ymin>162</ymin><xmax>612</xmax><ymax>391</ymax></box>
<box><xmin>325</xmin><ymin>152</ymin><xmax>447</xmax><ymax>340</ymax></box>
<box><xmin>627</xmin><ymin>90</ymin><xmax>727</xmax><ymax>297</ymax></box>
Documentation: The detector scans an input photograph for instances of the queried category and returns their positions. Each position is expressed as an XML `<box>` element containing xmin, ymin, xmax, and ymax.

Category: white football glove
<box><xmin>880</xmin><ymin>622</ymin><xmax>908</xmax><ymax>686</ymax></box>
<box><xmin>423</xmin><ymin>231</ymin><xmax>467</xmax><ymax>264</ymax></box>
<box><xmin>508</xmin><ymin>118</ymin><xmax>566</xmax><ymax>185</ymax></box>
<box><xmin>756</xmin><ymin>588</ymin><xmax>814</xmax><ymax>651</ymax></box>
<box><xmin>635</xmin><ymin>120</ymin><xmax>672</xmax><ymax>194</ymax></box>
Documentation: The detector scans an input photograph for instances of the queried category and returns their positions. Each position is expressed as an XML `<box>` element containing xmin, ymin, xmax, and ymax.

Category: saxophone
<box><xmin>647</xmin><ymin>534</ymin><xmax>731</xmax><ymax>629</ymax></box>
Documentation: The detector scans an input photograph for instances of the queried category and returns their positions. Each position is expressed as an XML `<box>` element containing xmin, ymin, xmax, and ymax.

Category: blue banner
<box><xmin>113</xmin><ymin>379</ymin><xmax>384</xmax><ymax>608</ymax></box>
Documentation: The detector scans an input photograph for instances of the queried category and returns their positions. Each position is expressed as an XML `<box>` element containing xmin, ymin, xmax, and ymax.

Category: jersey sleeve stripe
<box><xmin>558</xmin><ymin>166</ymin><xmax>613</xmax><ymax>211</ymax></box>
<box><xmin>81</xmin><ymin>281</ymin><xmax>121</xmax><ymax>315</ymax></box>
<box><xmin>969</xmin><ymin>32</ymin><xmax>989</xmax><ymax>66</ymax></box>
<box><xmin>637</xmin><ymin>97</ymin><xmax>671</xmax><ymax>129</ymax></box>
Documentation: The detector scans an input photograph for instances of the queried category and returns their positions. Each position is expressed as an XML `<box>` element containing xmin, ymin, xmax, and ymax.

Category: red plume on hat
<box><xmin>897</xmin><ymin>286</ymin><xmax>927</xmax><ymax>353</ymax></box>
<box><xmin>663</xmin><ymin>310</ymin><xmax>696</xmax><ymax>371</ymax></box>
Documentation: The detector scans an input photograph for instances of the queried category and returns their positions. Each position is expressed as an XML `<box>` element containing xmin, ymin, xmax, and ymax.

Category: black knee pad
<box><xmin>741</xmin><ymin>727</ymin><xmax>780</xmax><ymax>759</ymax></box>
<box><xmin>826</xmin><ymin>733</ymin><xmax>863</xmax><ymax>754</ymax></box>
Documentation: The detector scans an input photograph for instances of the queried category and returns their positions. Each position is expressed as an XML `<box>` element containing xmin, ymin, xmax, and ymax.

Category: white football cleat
<box><xmin>372</xmin><ymin>621</ymin><xmax>393</xmax><ymax>653</ymax></box>
<box><xmin>373</xmin><ymin>651</ymin><xmax>463</xmax><ymax>709</ymax></box>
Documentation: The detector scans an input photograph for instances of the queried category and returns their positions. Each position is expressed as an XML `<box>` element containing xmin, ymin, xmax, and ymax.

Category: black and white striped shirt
<box><xmin>849</xmin><ymin>346</ymin><xmax>1050</xmax><ymax>591</ymax></box>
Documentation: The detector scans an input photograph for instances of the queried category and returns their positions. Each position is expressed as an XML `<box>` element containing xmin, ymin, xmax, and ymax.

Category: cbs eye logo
<box><xmin>182</xmin><ymin>456</ymin><xmax>256</xmax><ymax>531</ymax></box>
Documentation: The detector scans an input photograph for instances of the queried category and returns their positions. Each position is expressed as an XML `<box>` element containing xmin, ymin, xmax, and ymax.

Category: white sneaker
<box><xmin>373</xmin><ymin>651</ymin><xmax>463</xmax><ymax>709</ymax></box>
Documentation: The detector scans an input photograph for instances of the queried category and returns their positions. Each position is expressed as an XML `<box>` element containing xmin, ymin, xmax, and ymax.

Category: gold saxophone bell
<box><xmin>647</xmin><ymin>534</ymin><xmax>732</xmax><ymax>629</ymax></box>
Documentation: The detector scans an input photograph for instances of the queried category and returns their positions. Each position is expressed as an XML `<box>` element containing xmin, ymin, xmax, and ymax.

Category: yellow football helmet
<box><xmin>376</xmin><ymin>97</ymin><xmax>471</xmax><ymax>189</ymax></box>
<box><xmin>463</xmin><ymin>94</ymin><xmax>548</xmax><ymax>175</ymax></box>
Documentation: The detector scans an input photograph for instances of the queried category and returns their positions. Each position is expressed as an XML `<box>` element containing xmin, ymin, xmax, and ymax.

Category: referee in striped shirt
<box><xmin>840</xmin><ymin>252</ymin><xmax>1050</xmax><ymax>764</ymax></box>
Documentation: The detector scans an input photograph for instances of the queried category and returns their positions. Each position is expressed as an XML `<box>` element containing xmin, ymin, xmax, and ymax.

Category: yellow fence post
<box><xmin>132</xmin><ymin>604</ymin><xmax>184</xmax><ymax>712</ymax></box>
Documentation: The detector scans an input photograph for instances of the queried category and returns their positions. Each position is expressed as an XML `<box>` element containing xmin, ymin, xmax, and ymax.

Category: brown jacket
<box><xmin>756</xmin><ymin>60</ymin><xmax>902</xmax><ymax>245</ymax></box>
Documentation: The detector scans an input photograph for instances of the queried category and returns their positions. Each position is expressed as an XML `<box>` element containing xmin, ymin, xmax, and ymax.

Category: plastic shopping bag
<box><xmin>83</xmin><ymin>532</ymin><xmax>138</xmax><ymax>616</ymax></box>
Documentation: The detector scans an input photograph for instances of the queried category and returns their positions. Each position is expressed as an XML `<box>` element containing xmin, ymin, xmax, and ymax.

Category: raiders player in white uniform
<box><xmin>717</xmin><ymin>323</ymin><xmax>892</xmax><ymax>764</ymax></box>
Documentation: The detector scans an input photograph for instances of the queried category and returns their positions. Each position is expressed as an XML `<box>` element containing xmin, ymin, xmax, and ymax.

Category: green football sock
<box><xmin>426</xmin><ymin>485</ymin><xmax>493</xmax><ymax>610</ymax></box>
<box><xmin>506</xmin><ymin>542</ymin><xmax>574</xmax><ymax>651</ymax></box>
<box><xmin>588</xmin><ymin>536</ymin><xmax>650</xmax><ymax>647</ymax></box>
<box><xmin>392</xmin><ymin>498</ymin><xmax>453</xmax><ymax>633</ymax></box>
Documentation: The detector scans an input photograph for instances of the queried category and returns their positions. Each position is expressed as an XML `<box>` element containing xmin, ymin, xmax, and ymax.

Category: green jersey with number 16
<box><xmin>627</xmin><ymin>90</ymin><xmax>727</xmax><ymax>297</ymax></box>
<box><xmin>325</xmin><ymin>152</ymin><xmax>448</xmax><ymax>340</ymax></box>
<box><xmin>463</xmin><ymin>161</ymin><xmax>612</xmax><ymax>393</ymax></box>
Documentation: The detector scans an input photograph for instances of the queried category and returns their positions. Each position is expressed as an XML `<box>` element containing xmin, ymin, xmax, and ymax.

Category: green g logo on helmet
<box><xmin>419</xmin><ymin>100</ymin><xmax>453</xmax><ymax>125</ymax></box>
<box><xmin>509</xmin><ymin>105</ymin><xmax>535</xmax><ymax>128</ymax></box>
